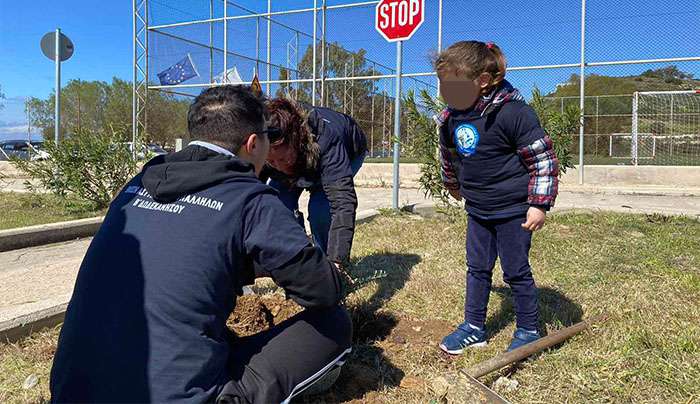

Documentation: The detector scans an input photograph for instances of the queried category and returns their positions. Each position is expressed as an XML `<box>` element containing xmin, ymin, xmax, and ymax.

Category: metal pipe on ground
<box><xmin>464</xmin><ymin>315</ymin><xmax>604</xmax><ymax>379</ymax></box>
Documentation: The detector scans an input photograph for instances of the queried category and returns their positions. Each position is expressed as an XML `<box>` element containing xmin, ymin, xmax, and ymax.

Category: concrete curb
<box><xmin>402</xmin><ymin>201</ymin><xmax>699</xmax><ymax>219</ymax></box>
<box><xmin>0</xmin><ymin>303</ymin><xmax>68</xmax><ymax>343</ymax></box>
<box><xmin>356</xmin><ymin>208</ymin><xmax>381</xmax><ymax>224</ymax></box>
<box><xmin>0</xmin><ymin>208</ymin><xmax>386</xmax><ymax>343</ymax></box>
<box><xmin>0</xmin><ymin>216</ymin><xmax>103</xmax><ymax>253</ymax></box>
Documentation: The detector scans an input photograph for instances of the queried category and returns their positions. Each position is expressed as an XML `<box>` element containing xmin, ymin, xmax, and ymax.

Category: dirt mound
<box><xmin>227</xmin><ymin>296</ymin><xmax>458</xmax><ymax>402</ymax></box>
<box><xmin>227</xmin><ymin>294</ymin><xmax>302</xmax><ymax>337</ymax></box>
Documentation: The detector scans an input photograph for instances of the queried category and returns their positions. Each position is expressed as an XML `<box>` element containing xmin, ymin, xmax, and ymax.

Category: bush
<box><xmin>403</xmin><ymin>87</ymin><xmax>577</xmax><ymax>207</ymax></box>
<box><xmin>11</xmin><ymin>126</ymin><xmax>138</xmax><ymax>209</ymax></box>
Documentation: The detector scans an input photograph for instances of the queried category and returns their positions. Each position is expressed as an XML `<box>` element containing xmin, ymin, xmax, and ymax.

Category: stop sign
<box><xmin>375</xmin><ymin>0</ymin><xmax>425</xmax><ymax>42</ymax></box>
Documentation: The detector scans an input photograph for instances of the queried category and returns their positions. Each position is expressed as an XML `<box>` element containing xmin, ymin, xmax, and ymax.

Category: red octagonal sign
<box><xmin>375</xmin><ymin>0</ymin><xmax>425</xmax><ymax>42</ymax></box>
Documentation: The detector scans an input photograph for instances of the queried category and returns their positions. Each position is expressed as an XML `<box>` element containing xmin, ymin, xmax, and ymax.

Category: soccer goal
<box><xmin>631</xmin><ymin>90</ymin><xmax>700</xmax><ymax>165</ymax></box>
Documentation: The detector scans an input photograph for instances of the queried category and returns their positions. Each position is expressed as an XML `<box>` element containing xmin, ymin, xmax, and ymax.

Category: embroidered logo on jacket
<box><xmin>454</xmin><ymin>123</ymin><xmax>480</xmax><ymax>156</ymax></box>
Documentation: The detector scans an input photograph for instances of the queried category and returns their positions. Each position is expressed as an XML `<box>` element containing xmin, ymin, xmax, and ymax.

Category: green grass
<box><xmin>1</xmin><ymin>212</ymin><xmax>699</xmax><ymax>403</ymax></box>
<box><xmin>0</xmin><ymin>192</ymin><xmax>103</xmax><ymax>231</ymax></box>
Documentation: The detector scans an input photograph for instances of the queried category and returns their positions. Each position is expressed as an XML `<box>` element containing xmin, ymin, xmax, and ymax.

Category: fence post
<box><xmin>255</xmin><ymin>17</ymin><xmax>260</xmax><ymax>75</ymax></box>
<box><xmin>223</xmin><ymin>0</ymin><xmax>227</xmax><ymax>84</ymax></box>
<box><xmin>295</xmin><ymin>32</ymin><xmax>299</xmax><ymax>99</ymax></box>
<box><xmin>436</xmin><ymin>0</ymin><xmax>443</xmax><ymax>97</ymax></box>
<box><xmin>266</xmin><ymin>0</ymin><xmax>271</xmax><ymax>96</ymax></box>
<box><xmin>312</xmin><ymin>0</ymin><xmax>317</xmax><ymax>105</ymax></box>
<box><xmin>632</xmin><ymin>91</ymin><xmax>639</xmax><ymax>165</ymax></box>
<box><xmin>320</xmin><ymin>0</ymin><xmax>326</xmax><ymax>106</ymax></box>
<box><xmin>670</xmin><ymin>94</ymin><xmax>674</xmax><ymax>157</ymax></box>
<box><xmin>209</xmin><ymin>0</ymin><xmax>213</xmax><ymax>83</ymax></box>
<box><xmin>578</xmin><ymin>0</ymin><xmax>586</xmax><ymax>184</ymax></box>
<box><xmin>392</xmin><ymin>41</ymin><xmax>403</xmax><ymax>210</ymax></box>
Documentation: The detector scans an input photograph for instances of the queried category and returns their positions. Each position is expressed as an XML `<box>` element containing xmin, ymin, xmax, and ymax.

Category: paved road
<box><xmin>2</xmin><ymin>187</ymin><xmax>699</xmax><ymax>328</ymax></box>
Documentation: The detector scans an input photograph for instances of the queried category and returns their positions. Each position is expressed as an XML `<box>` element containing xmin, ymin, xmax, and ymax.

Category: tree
<box><xmin>642</xmin><ymin>66</ymin><xmax>694</xmax><ymax>84</ymax></box>
<box><xmin>275</xmin><ymin>68</ymin><xmax>291</xmax><ymax>98</ymax></box>
<box><xmin>25</xmin><ymin>78</ymin><xmax>190</xmax><ymax>146</ymax></box>
<box><xmin>279</xmin><ymin>42</ymin><xmax>393</xmax><ymax>155</ymax></box>
<box><xmin>11</xmin><ymin>126</ymin><xmax>138</xmax><ymax>209</ymax></box>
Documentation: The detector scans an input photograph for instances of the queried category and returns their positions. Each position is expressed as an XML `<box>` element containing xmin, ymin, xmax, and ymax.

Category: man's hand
<box><xmin>448</xmin><ymin>188</ymin><xmax>462</xmax><ymax>201</ymax></box>
<box><xmin>522</xmin><ymin>206</ymin><xmax>546</xmax><ymax>232</ymax></box>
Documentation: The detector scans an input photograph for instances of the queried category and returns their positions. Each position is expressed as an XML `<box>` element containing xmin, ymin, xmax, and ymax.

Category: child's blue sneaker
<box><xmin>506</xmin><ymin>328</ymin><xmax>541</xmax><ymax>352</ymax></box>
<box><xmin>439</xmin><ymin>322</ymin><xmax>487</xmax><ymax>355</ymax></box>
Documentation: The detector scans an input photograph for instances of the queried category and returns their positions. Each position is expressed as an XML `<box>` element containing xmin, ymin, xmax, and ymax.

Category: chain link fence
<box><xmin>137</xmin><ymin>0</ymin><xmax>700</xmax><ymax>168</ymax></box>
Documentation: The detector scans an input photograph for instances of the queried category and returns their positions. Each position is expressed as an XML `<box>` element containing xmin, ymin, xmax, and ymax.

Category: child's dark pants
<box><xmin>465</xmin><ymin>214</ymin><xmax>539</xmax><ymax>331</ymax></box>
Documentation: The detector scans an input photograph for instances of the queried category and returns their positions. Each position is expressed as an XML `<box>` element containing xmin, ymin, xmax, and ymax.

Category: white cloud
<box><xmin>0</xmin><ymin>125</ymin><xmax>31</xmax><ymax>134</ymax></box>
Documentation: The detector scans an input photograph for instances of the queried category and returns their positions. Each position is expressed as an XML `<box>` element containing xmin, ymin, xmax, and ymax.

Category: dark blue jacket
<box><xmin>439</xmin><ymin>101</ymin><xmax>558</xmax><ymax>219</ymax></box>
<box><xmin>50</xmin><ymin>145</ymin><xmax>344</xmax><ymax>403</ymax></box>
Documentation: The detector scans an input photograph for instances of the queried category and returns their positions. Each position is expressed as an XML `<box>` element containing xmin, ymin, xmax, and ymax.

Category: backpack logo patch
<box><xmin>454</xmin><ymin>123</ymin><xmax>480</xmax><ymax>156</ymax></box>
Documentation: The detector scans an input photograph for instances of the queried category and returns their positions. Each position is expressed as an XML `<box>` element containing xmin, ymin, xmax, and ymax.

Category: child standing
<box><xmin>435</xmin><ymin>41</ymin><xmax>559</xmax><ymax>353</ymax></box>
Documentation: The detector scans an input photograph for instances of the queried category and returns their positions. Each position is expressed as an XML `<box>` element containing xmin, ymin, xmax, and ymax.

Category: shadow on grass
<box><xmin>486</xmin><ymin>286</ymin><xmax>584</xmax><ymax>338</ymax></box>
<box><xmin>300</xmin><ymin>253</ymin><xmax>421</xmax><ymax>403</ymax></box>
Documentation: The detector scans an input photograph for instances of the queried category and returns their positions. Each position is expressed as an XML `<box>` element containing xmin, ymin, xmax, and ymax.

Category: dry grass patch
<box><xmin>1</xmin><ymin>212</ymin><xmax>698</xmax><ymax>403</ymax></box>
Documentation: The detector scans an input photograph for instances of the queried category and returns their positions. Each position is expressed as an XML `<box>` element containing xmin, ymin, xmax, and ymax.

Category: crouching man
<box><xmin>50</xmin><ymin>85</ymin><xmax>352</xmax><ymax>404</ymax></box>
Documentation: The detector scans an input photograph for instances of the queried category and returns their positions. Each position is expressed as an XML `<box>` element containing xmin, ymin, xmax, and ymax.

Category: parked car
<box><xmin>0</xmin><ymin>140</ymin><xmax>49</xmax><ymax>161</ymax></box>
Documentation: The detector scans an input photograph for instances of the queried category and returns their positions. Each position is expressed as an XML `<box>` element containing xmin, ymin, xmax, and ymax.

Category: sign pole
<box><xmin>55</xmin><ymin>28</ymin><xmax>61</xmax><ymax>145</ymax></box>
<box><xmin>392</xmin><ymin>40</ymin><xmax>402</xmax><ymax>210</ymax></box>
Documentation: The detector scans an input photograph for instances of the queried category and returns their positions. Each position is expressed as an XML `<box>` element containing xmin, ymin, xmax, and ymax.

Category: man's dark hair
<box><xmin>187</xmin><ymin>85</ymin><xmax>267</xmax><ymax>152</ymax></box>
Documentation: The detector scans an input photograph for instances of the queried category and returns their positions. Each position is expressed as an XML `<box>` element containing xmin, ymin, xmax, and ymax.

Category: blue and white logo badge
<box><xmin>454</xmin><ymin>123</ymin><xmax>480</xmax><ymax>156</ymax></box>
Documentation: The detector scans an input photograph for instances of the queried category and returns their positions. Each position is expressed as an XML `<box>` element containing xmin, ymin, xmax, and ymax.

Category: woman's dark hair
<box><xmin>187</xmin><ymin>85</ymin><xmax>267</xmax><ymax>152</ymax></box>
<box><xmin>266</xmin><ymin>97</ymin><xmax>319</xmax><ymax>174</ymax></box>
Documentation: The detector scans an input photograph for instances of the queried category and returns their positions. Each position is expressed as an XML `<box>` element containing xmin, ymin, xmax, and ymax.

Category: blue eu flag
<box><xmin>157</xmin><ymin>54</ymin><xmax>199</xmax><ymax>85</ymax></box>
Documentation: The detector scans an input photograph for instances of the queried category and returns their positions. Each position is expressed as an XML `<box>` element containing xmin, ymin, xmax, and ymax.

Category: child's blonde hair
<box><xmin>434</xmin><ymin>41</ymin><xmax>507</xmax><ymax>94</ymax></box>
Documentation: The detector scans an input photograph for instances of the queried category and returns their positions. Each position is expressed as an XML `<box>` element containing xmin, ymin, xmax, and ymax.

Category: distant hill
<box><xmin>544</xmin><ymin>66</ymin><xmax>699</xmax><ymax>137</ymax></box>
<box><xmin>548</xmin><ymin>66</ymin><xmax>700</xmax><ymax>98</ymax></box>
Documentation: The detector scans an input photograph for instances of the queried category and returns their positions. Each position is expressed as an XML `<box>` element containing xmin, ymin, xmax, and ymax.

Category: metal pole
<box><xmin>632</xmin><ymin>92</ymin><xmax>639</xmax><ymax>165</ymax></box>
<box><xmin>343</xmin><ymin>63</ymin><xmax>348</xmax><ymax>113</ymax></box>
<box><xmin>295</xmin><ymin>31</ymin><xmax>299</xmax><ymax>99</ymax></box>
<box><xmin>594</xmin><ymin>96</ymin><xmax>598</xmax><ymax>156</ymax></box>
<box><xmin>578</xmin><ymin>0</ymin><xmax>586</xmax><ymax>184</ymax></box>
<box><xmin>371</xmin><ymin>67</ymin><xmax>375</xmax><ymax>157</ymax></box>
<box><xmin>255</xmin><ymin>17</ymin><xmax>260</xmax><ymax>75</ymax></box>
<box><xmin>223</xmin><ymin>0</ymin><xmax>227</xmax><ymax>83</ymax></box>
<box><xmin>55</xmin><ymin>28</ymin><xmax>61</xmax><ymax>145</ymax></box>
<box><xmin>266</xmin><ymin>0</ymin><xmax>271</xmax><ymax>95</ymax></box>
<box><xmin>670</xmin><ymin>94</ymin><xmax>674</xmax><ymax>157</ymax></box>
<box><xmin>132</xmin><ymin>1</ymin><xmax>137</xmax><ymax>150</ymax></box>
<box><xmin>209</xmin><ymin>0</ymin><xmax>214</xmax><ymax>83</ymax></box>
<box><xmin>392</xmin><ymin>41</ymin><xmax>403</xmax><ymax>210</ymax></box>
<box><xmin>670</xmin><ymin>94</ymin><xmax>675</xmax><ymax>135</ymax></box>
<box><xmin>320</xmin><ymin>0</ymin><xmax>326</xmax><ymax>106</ymax></box>
<box><xmin>465</xmin><ymin>316</ymin><xmax>603</xmax><ymax>379</ymax></box>
<box><xmin>351</xmin><ymin>57</ymin><xmax>355</xmax><ymax>117</ymax></box>
<box><xmin>436</xmin><ymin>0</ymin><xmax>443</xmax><ymax>97</ymax></box>
<box><xmin>595</xmin><ymin>96</ymin><xmax>599</xmax><ymax>136</ymax></box>
<box><xmin>312</xmin><ymin>0</ymin><xmax>317</xmax><ymax>105</ymax></box>
<box><xmin>144</xmin><ymin>0</ymin><xmax>148</xmax><ymax>143</ymax></box>
<box><xmin>382</xmin><ymin>89</ymin><xmax>387</xmax><ymax>156</ymax></box>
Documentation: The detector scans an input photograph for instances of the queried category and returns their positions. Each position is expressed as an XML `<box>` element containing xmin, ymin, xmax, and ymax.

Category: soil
<box><xmin>227</xmin><ymin>294</ymin><xmax>302</xmax><ymax>337</ymax></box>
<box><xmin>226</xmin><ymin>295</ymin><xmax>460</xmax><ymax>403</ymax></box>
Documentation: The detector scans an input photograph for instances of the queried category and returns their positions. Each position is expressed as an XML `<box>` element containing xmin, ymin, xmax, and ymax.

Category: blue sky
<box><xmin>1</xmin><ymin>0</ymin><xmax>698</xmax><ymax>140</ymax></box>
